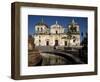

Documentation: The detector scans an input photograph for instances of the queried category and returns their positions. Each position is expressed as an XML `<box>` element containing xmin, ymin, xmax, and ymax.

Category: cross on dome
<box><xmin>41</xmin><ymin>17</ymin><xmax>44</xmax><ymax>23</ymax></box>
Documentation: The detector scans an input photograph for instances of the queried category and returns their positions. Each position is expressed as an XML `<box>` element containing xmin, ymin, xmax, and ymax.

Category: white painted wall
<box><xmin>34</xmin><ymin>34</ymin><xmax>80</xmax><ymax>46</ymax></box>
<box><xmin>0</xmin><ymin>0</ymin><xmax>100</xmax><ymax>82</ymax></box>
<box><xmin>35</xmin><ymin>25</ymin><xmax>48</xmax><ymax>33</ymax></box>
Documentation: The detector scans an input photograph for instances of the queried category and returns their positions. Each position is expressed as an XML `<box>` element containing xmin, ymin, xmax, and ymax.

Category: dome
<box><xmin>35</xmin><ymin>18</ymin><xmax>48</xmax><ymax>28</ymax></box>
<box><xmin>51</xmin><ymin>21</ymin><xmax>63</xmax><ymax>28</ymax></box>
<box><xmin>35</xmin><ymin>22</ymin><xmax>48</xmax><ymax>27</ymax></box>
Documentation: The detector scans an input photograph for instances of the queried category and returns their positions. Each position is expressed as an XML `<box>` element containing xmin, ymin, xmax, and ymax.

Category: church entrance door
<box><xmin>65</xmin><ymin>41</ymin><xmax>67</xmax><ymax>46</ymax></box>
<box><xmin>55</xmin><ymin>40</ymin><xmax>58</xmax><ymax>46</ymax></box>
<box><xmin>46</xmin><ymin>41</ymin><xmax>49</xmax><ymax>46</ymax></box>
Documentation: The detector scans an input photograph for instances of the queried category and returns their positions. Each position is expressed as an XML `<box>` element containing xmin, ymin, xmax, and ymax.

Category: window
<box><xmin>41</xmin><ymin>28</ymin><xmax>43</xmax><ymax>32</ymax></box>
<box><xmin>55</xmin><ymin>40</ymin><xmax>58</xmax><ymax>46</ymax></box>
<box><xmin>73</xmin><ymin>36</ymin><xmax>75</xmax><ymax>38</ymax></box>
<box><xmin>73</xmin><ymin>39</ymin><xmax>76</xmax><ymax>42</ymax></box>
<box><xmin>39</xmin><ymin>40</ymin><xmax>41</xmax><ymax>42</ymax></box>
<box><xmin>56</xmin><ymin>30</ymin><xmax>58</xmax><ymax>34</ymax></box>
<box><xmin>37</xmin><ymin>27</ymin><xmax>39</xmax><ymax>31</ymax></box>
<box><xmin>65</xmin><ymin>41</ymin><xmax>67</xmax><ymax>46</ymax></box>
<box><xmin>46</xmin><ymin>41</ymin><xmax>49</xmax><ymax>46</ymax></box>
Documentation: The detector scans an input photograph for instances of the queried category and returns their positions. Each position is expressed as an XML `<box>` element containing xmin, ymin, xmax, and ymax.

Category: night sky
<box><xmin>28</xmin><ymin>15</ymin><xmax>88</xmax><ymax>42</ymax></box>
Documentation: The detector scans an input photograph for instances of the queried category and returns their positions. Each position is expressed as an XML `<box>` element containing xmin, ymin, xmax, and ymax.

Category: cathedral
<box><xmin>33</xmin><ymin>19</ymin><xmax>80</xmax><ymax>47</ymax></box>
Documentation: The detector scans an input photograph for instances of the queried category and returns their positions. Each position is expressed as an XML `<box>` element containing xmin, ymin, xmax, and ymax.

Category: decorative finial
<box><xmin>72</xmin><ymin>19</ymin><xmax>75</xmax><ymax>24</ymax></box>
<box><xmin>41</xmin><ymin>17</ymin><xmax>44</xmax><ymax>23</ymax></box>
<box><xmin>56</xmin><ymin>20</ymin><xmax>58</xmax><ymax>24</ymax></box>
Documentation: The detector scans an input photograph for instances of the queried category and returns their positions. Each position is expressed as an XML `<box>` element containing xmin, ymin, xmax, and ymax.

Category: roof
<box><xmin>51</xmin><ymin>21</ymin><xmax>63</xmax><ymax>28</ymax></box>
<box><xmin>69</xmin><ymin>19</ymin><xmax>79</xmax><ymax>26</ymax></box>
<box><xmin>35</xmin><ymin>18</ymin><xmax>49</xmax><ymax>28</ymax></box>
<box><xmin>35</xmin><ymin>22</ymin><xmax>48</xmax><ymax>27</ymax></box>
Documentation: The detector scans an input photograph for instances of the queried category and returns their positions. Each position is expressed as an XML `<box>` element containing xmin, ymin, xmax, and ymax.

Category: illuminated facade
<box><xmin>33</xmin><ymin>19</ymin><xmax>80</xmax><ymax>47</ymax></box>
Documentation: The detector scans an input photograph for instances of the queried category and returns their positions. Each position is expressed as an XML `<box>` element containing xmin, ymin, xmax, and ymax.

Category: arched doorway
<box><xmin>65</xmin><ymin>41</ymin><xmax>67</xmax><ymax>46</ymax></box>
<box><xmin>46</xmin><ymin>41</ymin><xmax>49</xmax><ymax>46</ymax></box>
<box><xmin>55</xmin><ymin>40</ymin><xmax>58</xmax><ymax>46</ymax></box>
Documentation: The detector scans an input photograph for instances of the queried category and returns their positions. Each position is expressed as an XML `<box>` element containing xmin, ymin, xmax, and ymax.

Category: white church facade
<box><xmin>33</xmin><ymin>19</ymin><xmax>80</xmax><ymax>47</ymax></box>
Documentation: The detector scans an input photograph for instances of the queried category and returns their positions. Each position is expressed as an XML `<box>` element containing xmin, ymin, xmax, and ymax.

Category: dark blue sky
<box><xmin>28</xmin><ymin>15</ymin><xmax>88</xmax><ymax>41</ymax></box>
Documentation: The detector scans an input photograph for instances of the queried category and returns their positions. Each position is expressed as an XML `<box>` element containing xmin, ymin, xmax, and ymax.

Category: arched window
<box><xmin>65</xmin><ymin>41</ymin><xmax>67</xmax><ymax>46</ymax></box>
<box><xmin>73</xmin><ymin>39</ymin><xmax>76</xmax><ymax>42</ymax></box>
<box><xmin>37</xmin><ymin>27</ymin><xmax>39</xmax><ymax>32</ymax></box>
<box><xmin>73</xmin><ymin>36</ymin><xmax>76</xmax><ymax>43</ymax></box>
<box><xmin>56</xmin><ymin>30</ymin><xmax>58</xmax><ymax>34</ymax></box>
<box><xmin>46</xmin><ymin>41</ymin><xmax>49</xmax><ymax>46</ymax></box>
<box><xmin>41</xmin><ymin>28</ymin><xmax>43</xmax><ymax>32</ymax></box>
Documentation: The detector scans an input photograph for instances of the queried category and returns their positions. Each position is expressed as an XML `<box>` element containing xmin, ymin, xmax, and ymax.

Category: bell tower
<box><xmin>68</xmin><ymin>19</ymin><xmax>80</xmax><ymax>33</ymax></box>
<box><xmin>35</xmin><ymin>18</ymin><xmax>48</xmax><ymax>34</ymax></box>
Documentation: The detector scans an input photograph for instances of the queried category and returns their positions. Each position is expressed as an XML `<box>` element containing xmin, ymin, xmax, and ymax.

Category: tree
<box><xmin>81</xmin><ymin>32</ymin><xmax>83</xmax><ymax>40</ymax></box>
<box><xmin>80</xmin><ymin>32</ymin><xmax>88</xmax><ymax>63</ymax></box>
<box><xmin>85</xmin><ymin>32</ymin><xmax>88</xmax><ymax>38</ymax></box>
